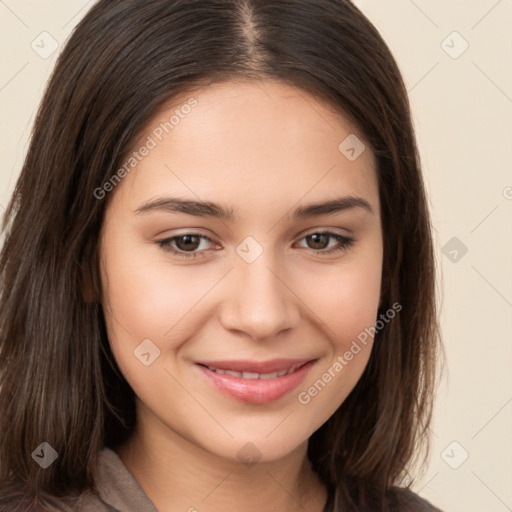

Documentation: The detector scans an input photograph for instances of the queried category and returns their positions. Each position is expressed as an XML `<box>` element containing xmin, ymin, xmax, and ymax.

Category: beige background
<box><xmin>1</xmin><ymin>1</ymin><xmax>511</xmax><ymax>510</ymax></box>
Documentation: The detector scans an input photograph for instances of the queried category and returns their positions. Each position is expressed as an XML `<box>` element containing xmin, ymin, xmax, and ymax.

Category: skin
<box><xmin>99</xmin><ymin>79</ymin><xmax>383</xmax><ymax>512</ymax></box>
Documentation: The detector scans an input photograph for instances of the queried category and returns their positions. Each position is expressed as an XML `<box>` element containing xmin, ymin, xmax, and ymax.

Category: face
<box><xmin>99</xmin><ymin>79</ymin><xmax>383</xmax><ymax>463</ymax></box>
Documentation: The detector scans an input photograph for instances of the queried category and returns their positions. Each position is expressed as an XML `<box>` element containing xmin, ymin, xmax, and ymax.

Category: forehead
<box><xmin>110</xmin><ymin>79</ymin><xmax>378</xmax><ymax>218</ymax></box>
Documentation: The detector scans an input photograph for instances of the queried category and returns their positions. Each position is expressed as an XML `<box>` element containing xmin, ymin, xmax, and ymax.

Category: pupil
<box><xmin>309</xmin><ymin>234</ymin><xmax>327</xmax><ymax>250</ymax></box>
<box><xmin>178</xmin><ymin>235</ymin><xmax>199</xmax><ymax>251</ymax></box>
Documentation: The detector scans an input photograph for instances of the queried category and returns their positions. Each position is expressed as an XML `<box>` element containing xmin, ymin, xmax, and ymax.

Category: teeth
<box><xmin>207</xmin><ymin>364</ymin><xmax>302</xmax><ymax>379</ymax></box>
<box><xmin>242</xmin><ymin>371</ymin><xmax>260</xmax><ymax>379</ymax></box>
<box><xmin>259</xmin><ymin>372</ymin><xmax>279</xmax><ymax>379</ymax></box>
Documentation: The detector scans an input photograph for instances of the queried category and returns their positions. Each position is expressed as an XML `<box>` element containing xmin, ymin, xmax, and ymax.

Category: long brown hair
<box><xmin>0</xmin><ymin>0</ymin><xmax>442</xmax><ymax>510</ymax></box>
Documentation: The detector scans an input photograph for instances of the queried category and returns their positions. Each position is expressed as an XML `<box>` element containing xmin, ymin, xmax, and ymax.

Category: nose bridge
<box><xmin>220</xmin><ymin>241</ymin><xmax>299</xmax><ymax>341</ymax></box>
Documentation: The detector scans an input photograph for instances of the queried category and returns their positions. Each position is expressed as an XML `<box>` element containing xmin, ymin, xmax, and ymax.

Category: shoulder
<box><xmin>91</xmin><ymin>446</ymin><xmax>159</xmax><ymax>512</ymax></box>
<box><xmin>75</xmin><ymin>490</ymin><xmax>120</xmax><ymax>512</ymax></box>
<box><xmin>326</xmin><ymin>483</ymin><xmax>444</xmax><ymax>512</ymax></box>
<box><xmin>0</xmin><ymin>487</ymin><xmax>118</xmax><ymax>512</ymax></box>
<box><xmin>392</xmin><ymin>486</ymin><xmax>443</xmax><ymax>512</ymax></box>
<box><xmin>0</xmin><ymin>447</ymin><xmax>156</xmax><ymax>512</ymax></box>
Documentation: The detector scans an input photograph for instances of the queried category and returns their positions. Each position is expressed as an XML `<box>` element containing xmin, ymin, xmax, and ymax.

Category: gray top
<box><xmin>77</xmin><ymin>448</ymin><xmax>158</xmax><ymax>512</ymax></box>
<box><xmin>75</xmin><ymin>447</ymin><xmax>442</xmax><ymax>512</ymax></box>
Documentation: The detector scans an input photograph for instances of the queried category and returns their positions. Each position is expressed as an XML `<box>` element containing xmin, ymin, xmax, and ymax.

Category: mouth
<box><xmin>194</xmin><ymin>358</ymin><xmax>317</xmax><ymax>404</ymax></box>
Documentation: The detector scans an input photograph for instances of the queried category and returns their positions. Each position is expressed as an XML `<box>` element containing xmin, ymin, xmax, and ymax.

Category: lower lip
<box><xmin>196</xmin><ymin>361</ymin><xmax>316</xmax><ymax>405</ymax></box>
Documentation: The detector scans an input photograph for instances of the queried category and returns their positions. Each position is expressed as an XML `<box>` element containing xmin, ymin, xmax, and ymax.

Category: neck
<box><xmin>115</xmin><ymin>405</ymin><xmax>328</xmax><ymax>512</ymax></box>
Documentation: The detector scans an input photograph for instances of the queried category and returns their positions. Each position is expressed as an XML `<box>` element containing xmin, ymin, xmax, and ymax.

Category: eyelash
<box><xmin>156</xmin><ymin>231</ymin><xmax>354</xmax><ymax>260</ymax></box>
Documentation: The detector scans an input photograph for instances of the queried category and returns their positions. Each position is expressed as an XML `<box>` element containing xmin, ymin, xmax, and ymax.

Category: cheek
<box><xmin>301</xmin><ymin>249</ymin><xmax>383</xmax><ymax>348</ymax></box>
<box><xmin>291</xmin><ymin>253</ymin><xmax>382</xmax><ymax>424</ymax></box>
<box><xmin>99</xmin><ymin>244</ymin><xmax>215</xmax><ymax>420</ymax></box>
<box><xmin>99</xmin><ymin>233</ymin><xmax>199</xmax><ymax>371</ymax></box>
<box><xmin>103</xmin><ymin>263</ymin><xmax>196</xmax><ymax>337</ymax></box>
<box><xmin>329</xmin><ymin>268</ymin><xmax>381</xmax><ymax>347</ymax></box>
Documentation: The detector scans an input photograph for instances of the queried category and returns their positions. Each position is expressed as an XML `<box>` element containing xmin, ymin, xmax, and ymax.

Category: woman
<box><xmin>0</xmin><ymin>1</ymin><xmax>443</xmax><ymax>510</ymax></box>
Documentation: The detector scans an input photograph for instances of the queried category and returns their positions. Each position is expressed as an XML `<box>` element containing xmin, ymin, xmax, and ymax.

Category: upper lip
<box><xmin>196</xmin><ymin>358</ymin><xmax>315</xmax><ymax>374</ymax></box>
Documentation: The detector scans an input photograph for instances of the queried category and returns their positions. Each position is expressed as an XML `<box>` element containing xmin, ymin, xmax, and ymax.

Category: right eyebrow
<box><xmin>134</xmin><ymin>197</ymin><xmax>235</xmax><ymax>220</ymax></box>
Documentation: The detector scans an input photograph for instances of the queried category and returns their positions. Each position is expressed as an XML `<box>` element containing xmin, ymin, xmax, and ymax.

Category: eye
<box><xmin>156</xmin><ymin>233</ymin><xmax>218</xmax><ymax>259</ymax></box>
<box><xmin>294</xmin><ymin>231</ymin><xmax>354</xmax><ymax>255</ymax></box>
<box><xmin>156</xmin><ymin>230</ymin><xmax>354</xmax><ymax>259</ymax></box>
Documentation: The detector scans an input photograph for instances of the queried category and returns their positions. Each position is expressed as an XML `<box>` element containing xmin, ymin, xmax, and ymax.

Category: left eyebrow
<box><xmin>133</xmin><ymin>194</ymin><xmax>374</xmax><ymax>219</ymax></box>
<box><xmin>292</xmin><ymin>195</ymin><xmax>374</xmax><ymax>218</ymax></box>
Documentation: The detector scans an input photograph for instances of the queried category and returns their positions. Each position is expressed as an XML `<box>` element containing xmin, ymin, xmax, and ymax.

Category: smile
<box><xmin>195</xmin><ymin>358</ymin><xmax>317</xmax><ymax>404</ymax></box>
<box><xmin>203</xmin><ymin>363</ymin><xmax>303</xmax><ymax>379</ymax></box>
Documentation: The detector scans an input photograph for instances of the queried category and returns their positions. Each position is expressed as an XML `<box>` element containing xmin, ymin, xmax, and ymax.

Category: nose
<box><xmin>219</xmin><ymin>253</ymin><xmax>300</xmax><ymax>342</ymax></box>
